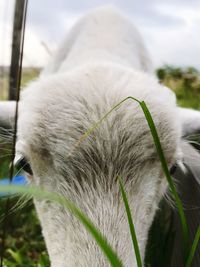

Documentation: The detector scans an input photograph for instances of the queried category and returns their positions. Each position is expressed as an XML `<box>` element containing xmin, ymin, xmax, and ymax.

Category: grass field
<box><xmin>156</xmin><ymin>65</ymin><xmax>200</xmax><ymax>110</ymax></box>
<box><xmin>0</xmin><ymin>65</ymin><xmax>199</xmax><ymax>266</ymax></box>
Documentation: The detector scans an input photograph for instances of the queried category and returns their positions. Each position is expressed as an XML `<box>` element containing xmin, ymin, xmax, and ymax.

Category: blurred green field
<box><xmin>0</xmin><ymin>65</ymin><xmax>199</xmax><ymax>267</ymax></box>
<box><xmin>156</xmin><ymin>65</ymin><xmax>200</xmax><ymax>109</ymax></box>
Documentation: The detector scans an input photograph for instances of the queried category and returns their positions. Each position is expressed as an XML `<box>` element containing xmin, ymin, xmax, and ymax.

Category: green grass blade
<box><xmin>185</xmin><ymin>226</ymin><xmax>200</xmax><ymax>267</ymax></box>
<box><xmin>139</xmin><ymin>101</ymin><xmax>189</xmax><ymax>260</ymax></box>
<box><xmin>0</xmin><ymin>185</ymin><xmax>124</xmax><ymax>267</ymax></box>
<box><xmin>118</xmin><ymin>177</ymin><xmax>143</xmax><ymax>267</ymax></box>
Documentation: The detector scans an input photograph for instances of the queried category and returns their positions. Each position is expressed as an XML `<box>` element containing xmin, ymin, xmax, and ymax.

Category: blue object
<box><xmin>0</xmin><ymin>175</ymin><xmax>27</xmax><ymax>197</ymax></box>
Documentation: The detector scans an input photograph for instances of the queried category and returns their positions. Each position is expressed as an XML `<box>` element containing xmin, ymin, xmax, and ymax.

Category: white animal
<box><xmin>0</xmin><ymin>6</ymin><xmax>200</xmax><ymax>267</ymax></box>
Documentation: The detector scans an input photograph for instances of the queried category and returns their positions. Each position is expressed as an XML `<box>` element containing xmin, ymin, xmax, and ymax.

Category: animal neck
<box><xmin>43</xmin><ymin>7</ymin><xmax>152</xmax><ymax>76</ymax></box>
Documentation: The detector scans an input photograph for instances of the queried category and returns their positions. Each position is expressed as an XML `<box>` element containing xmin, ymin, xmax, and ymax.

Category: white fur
<box><xmin>0</xmin><ymin>101</ymin><xmax>16</xmax><ymax>129</ymax></box>
<box><xmin>178</xmin><ymin>107</ymin><xmax>200</xmax><ymax>136</ymax></box>
<box><xmin>1</xmin><ymin>6</ymin><xmax>199</xmax><ymax>267</ymax></box>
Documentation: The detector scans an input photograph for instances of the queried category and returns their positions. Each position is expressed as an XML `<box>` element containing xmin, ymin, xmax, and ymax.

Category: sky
<box><xmin>0</xmin><ymin>0</ymin><xmax>200</xmax><ymax>69</ymax></box>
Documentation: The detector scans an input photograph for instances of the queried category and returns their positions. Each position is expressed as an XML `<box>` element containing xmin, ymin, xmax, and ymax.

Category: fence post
<box><xmin>9</xmin><ymin>0</ymin><xmax>26</xmax><ymax>100</ymax></box>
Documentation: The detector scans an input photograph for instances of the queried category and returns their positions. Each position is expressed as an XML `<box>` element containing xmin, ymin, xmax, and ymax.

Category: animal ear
<box><xmin>177</xmin><ymin>107</ymin><xmax>200</xmax><ymax>187</ymax></box>
<box><xmin>178</xmin><ymin>107</ymin><xmax>200</xmax><ymax>137</ymax></box>
<box><xmin>0</xmin><ymin>101</ymin><xmax>16</xmax><ymax>130</ymax></box>
<box><xmin>175</xmin><ymin>107</ymin><xmax>200</xmax><ymax>184</ymax></box>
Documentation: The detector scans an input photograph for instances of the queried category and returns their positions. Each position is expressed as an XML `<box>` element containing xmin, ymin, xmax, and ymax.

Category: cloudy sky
<box><xmin>0</xmin><ymin>0</ymin><xmax>200</xmax><ymax>69</ymax></box>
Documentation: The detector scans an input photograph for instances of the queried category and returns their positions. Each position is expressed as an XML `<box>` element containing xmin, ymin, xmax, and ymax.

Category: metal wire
<box><xmin>0</xmin><ymin>0</ymin><xmax>28</xmax><ymax>265</ymax></box>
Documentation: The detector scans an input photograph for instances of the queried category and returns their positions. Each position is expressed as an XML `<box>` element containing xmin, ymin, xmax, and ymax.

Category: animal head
<box><xmin>0</xmin><ymin>6</ymin><xmax>200</xmax><ymax>267</ymax></box>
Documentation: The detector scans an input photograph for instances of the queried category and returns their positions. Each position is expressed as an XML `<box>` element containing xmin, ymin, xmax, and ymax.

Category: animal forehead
<box><xmin>17</xmin><ymin>66</ymin><xmax>179</xmax><ymax>160</ymax></box>
<box><xmin>20</xmin><ymin>65</ymin><xmax>175</xmax><ymax>117</ymax></box>
<box><xmin>18</xmin><ymin>98</ymin><xmax>179</xmax><ymax>170</ymax></box>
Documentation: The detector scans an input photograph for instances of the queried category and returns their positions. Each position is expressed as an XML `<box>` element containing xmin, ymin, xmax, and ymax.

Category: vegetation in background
<box><xmin>0</xmin><ymin>199</ymin><xmax>50</xmax><ymax>267</ymax></box>
<box><xmin>0</xmin><ymin>65</ymin><xmax>199</xmax><ymax>266</ymax></box>
<box><xmin>156</xmin><ymin>65</ymin><xmax>200</xmax><ymax>109</ymax></box>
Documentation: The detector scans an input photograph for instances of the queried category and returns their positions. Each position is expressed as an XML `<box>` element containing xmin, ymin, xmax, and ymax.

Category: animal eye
<box><xmin>169</xmin><ymin>164</ymin><xmax>177</xmax><ymax>175</ymax></box>
<box><xmin>15</xmin><ymin>157</ymin><xmax>33</xmax><ymax>175</ymax></box>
